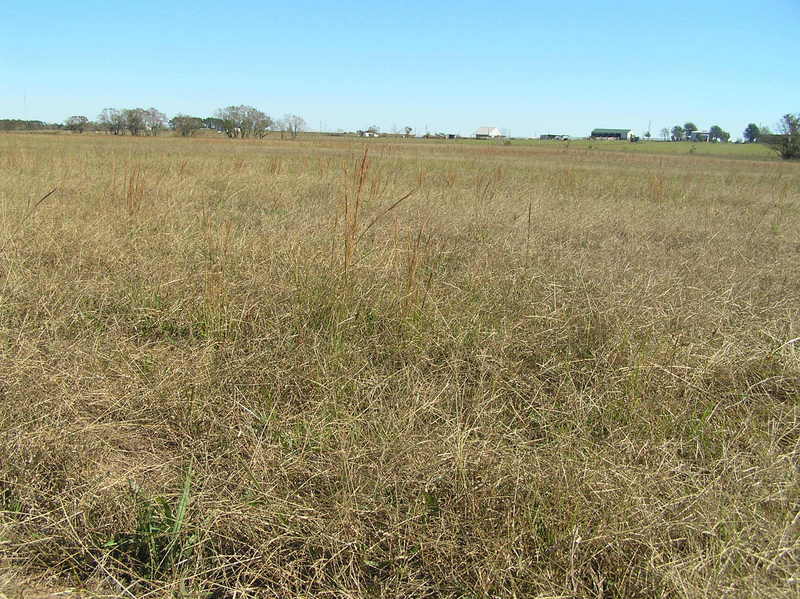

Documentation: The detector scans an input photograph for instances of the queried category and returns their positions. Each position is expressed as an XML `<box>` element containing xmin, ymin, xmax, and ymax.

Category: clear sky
<box><xmin>1</xmin><ymin>0</ymin><xmax>798</xmax><ymax>138</ymax></box>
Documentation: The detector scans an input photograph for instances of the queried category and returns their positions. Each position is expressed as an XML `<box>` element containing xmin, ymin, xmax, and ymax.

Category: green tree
<box><xmin>170</xmin><ymin>115</ymin><xmax>203</xmax><ymax>137</ymax></box>
<box><xmin>65</xmin><ymin>115</ymin><xmax>88</xmax><ymax>133</ymax></box>
<box><xmin>684</xmin><ymin>122</ymin><xmax>698</xmax><ymax>136</ymax></box>
<box><xmin>743</xmin><ymin>123</ymin><xmax>761</xmax><ymax>143</ymax></box>
<box><xmin>761</xmin><ymin>113</ymin><xmax>800</xmax><ymax>159</ymax></box>
<box><xmin>214</xmin><ymin>105</ymin><xmax>272</xmax><ymax>138</ymax></box>
<box><xmin>0</xmin><ymin>119</ymin><xmax>50</xmax><ymax>131</ymax></box>
<box><xmin>671</xmin><ymin>125</ymin><xmax>685</xmax><ymax>141</ymax></box>
<box><xmin>709</xmin><ymin>125</ymin><xmax>730</xmax><ymax>142</ymax></box>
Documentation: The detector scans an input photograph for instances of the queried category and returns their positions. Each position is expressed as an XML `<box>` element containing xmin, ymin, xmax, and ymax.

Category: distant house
<box><xmin>540</xmin><ymin>134</ymin><xmax>570</xmax><ymax>140</ymax></box>
<box><xmin>590</xmin><ymin>128</ymin><xmax>633</xmax><ymax>140</ymax></box>
<box><xmin>688</xmin><ymin>131</ymin><xmax>710</xmax><ymax>142</ymax></box>
<box><xmin>357</xmin><ymin>130</ymin><xmax>379</xmax><ymax>137</ymax></box>
<box><xmin>476</xmin><ymin>126</ymin><xmax>503</xmax><ymax>139</ymax></box>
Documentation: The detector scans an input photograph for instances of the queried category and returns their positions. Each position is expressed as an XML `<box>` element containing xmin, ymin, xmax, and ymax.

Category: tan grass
<box><xmin>0</xmin><ymin>132</ymin><xmax>799</xmax><ymax>598</ymax></box>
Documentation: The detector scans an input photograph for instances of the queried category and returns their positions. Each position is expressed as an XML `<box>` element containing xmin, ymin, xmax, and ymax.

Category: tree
<box><xmin>170</xmin><ymin>115</ymin><xmax>203</xmax><ymax>136</ymax></box>
<box><xmin>761</xmin><ymin>113</ymin><xmax>800</xmax><ymax>159</ymax></box>
<box><xmin>202</xmin><ymin>117</ymin><xmax>224</xmax><ymax>132</ymax></box>
<box><xmin>709</xmin><ymin>125</ymin><xmax>730</xmax><ymax>142</ymax></box>
<box><xmin>743</xmin><ymin>123</ymin><xmax>761</xmax><ymax>143</ymax></box>
<box><xmin>97</xmin><ymin>109</ymin><xmax>112</xmax><ymax>133</ymax></box>
<box><xmin>280</xmin><ymin>114</ymin><xmax>306</xmax><ymax>138</ymax></box>
<box><xmin>65</xmin><ymin>115</ymin><xmax>88</xmax><ymax>133</ymax></box>
<box><xmin>122</xmin><ymin>108</ymin><xmax>146</xmax><ymax>136</ymax></box>
<box><xmin>367</xmin><ymin>125</ymin><xmax>380</xmax><ymax>134</ymax></box>
<box><xmin>214</xmin><ymin>105</ymin><xmax>272</xmax><ymax>138</ymax></box>
<box><xmin>214</xmin><ymin>106</ymin><xmax>242</xmax><ymax>138</ymax></box>
<box><xmin>644</xmin><ymin>131</ymin><xmax>651</xmax><ymax>139</ymax></box>
<box><xmin>143</xmin><ymin>108</ymin><xmax>167</xmax><ymax>136</ymax></box>
<box><xmin>671</xmin><ymin>125</ymin><xmax>685</xmax><ymax>141</ymax></box>
<box><xmin>243</xmin><ymin>106</ymin><xmax>272</xmax><ymax>138</ymax></box>
<box><xmin>0</xmin><ymin>119</ymin><xmax>51</xmax><ymax>131</ymax></box>
<box><xmin>98</xmin><ymin>108</ymin><xmax>125</xmax><ymax>135</ymax></box>
<box><xmin>659</xmin><ymin>127</ymin><xmax>670</xmax><ymax>140</ymax></box>
<box><xmin>404</xmin><ymin>126</ymin><xmax>413</xmax><ymax>138</ymax></box>
<box><xmin>684</xmin><ymin>122</ymin><xmax>698</xmax><ymax>136</ymax></box>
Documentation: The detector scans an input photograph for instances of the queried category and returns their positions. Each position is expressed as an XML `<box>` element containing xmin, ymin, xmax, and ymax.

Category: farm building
<box><xmin>590</xmin><ymin>128</ymin><xmax>633</xmax><ymax>140</ymax></box>
<box><xmin>476</xmin><ymin>126</ymin><xmax>502</xmax><ymax>139</ymax></box>
<box><xmin>688</xmin><ymin>131</ymin><xmax>710</xmax><ymax>142</ymax></box>
<box><xmin>540</xmin><ymin>134</ymin><xmax>570</xmax><ymax>140</ymax></box>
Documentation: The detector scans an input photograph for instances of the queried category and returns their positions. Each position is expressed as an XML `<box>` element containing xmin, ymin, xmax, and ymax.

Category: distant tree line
<box><xmin>5</xmin><ymin>107</ymin><xmax>798</xmax><ymax>158</ymax></box>
<box><xmin>0</xmin><ymin>106</ymin><xmax>305</xmax><ymax>139</ymax></box>
<box><xmin>41</xmin><ymin>105</ymin><xmax>310</xmax><ymax>140</ymax></box>
<box><xmin>656</xmin><ymin>116</ymin><xmax>797</xmax><ymax>159</ymax></box>
<box><xmin>94</xmin><ymin>108</ymin><xmax>168</xmax><ymax>135</ymax></box>
<box><xmin>0</xmin><ymin>119</ymin><xmax>63</xmax><ymax>131</ymax></box>
<box><xmin>661</xmin><ymin>122</ymin><xmax>731</xmax><ymax>142</ymax></box>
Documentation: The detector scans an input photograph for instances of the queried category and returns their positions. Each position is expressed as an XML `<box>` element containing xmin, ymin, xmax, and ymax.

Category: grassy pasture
<box><xmin>514</xmin><ymin>139</ymin><xmax>778</xmax><ymax>160</ymax></box>
<box><xmin>0</xmin><ymin>133</ymin><xmax>799</xmax><ymax>598</ymax></box>
<box><xmin>324</xmin><ymin>135</ymin><xmax>778</xmax><ymax>161</ymax></box>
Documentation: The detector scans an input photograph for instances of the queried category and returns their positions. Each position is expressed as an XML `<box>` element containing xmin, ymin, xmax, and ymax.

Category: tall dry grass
<box><xmin>0</xmin><ymin>132</ymin><xmax>799</xmax><ymax>598</ymax></box>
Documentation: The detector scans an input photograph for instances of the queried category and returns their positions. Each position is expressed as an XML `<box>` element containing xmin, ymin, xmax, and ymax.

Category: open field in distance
<box><xmin>1</xmin><ymin>133</ymin><xmax>799</xmax><ymax>598</ymax></box>
<box><xmin>496</xmin><ymin>138</ymin><xmax>778</xmax><ymax>160</ymax></box>
<box><xmin>7</xmin><ymin>129</ymin><xmax>781</xmax><ymax>161</ymax></box>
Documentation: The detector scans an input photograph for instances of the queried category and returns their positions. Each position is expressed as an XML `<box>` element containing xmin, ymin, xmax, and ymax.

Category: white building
<box><xmin>475</xmin><ymin>126</ymin><xmax>503</xmax><ymax>139</ymax></box>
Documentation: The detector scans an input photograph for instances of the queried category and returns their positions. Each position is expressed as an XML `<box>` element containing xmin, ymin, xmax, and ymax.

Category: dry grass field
<box><xmin>1</xmin><ymin>132</ymin><xmax>799</xmax><ymax>598</ymax></box>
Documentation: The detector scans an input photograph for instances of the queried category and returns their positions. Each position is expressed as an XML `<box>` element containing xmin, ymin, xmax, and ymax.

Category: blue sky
<box><xmin>1</xmin><ymin>0</ymin><xmax>798</xmax><ymax>138</ymax></box>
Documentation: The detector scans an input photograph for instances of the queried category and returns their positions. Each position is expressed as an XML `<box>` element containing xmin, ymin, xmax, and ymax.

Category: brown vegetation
<box><xmin>1</xmin><ymin>133</ymin><xmax>799</xmax><ymax>597</ymax></box>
